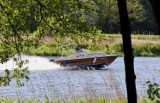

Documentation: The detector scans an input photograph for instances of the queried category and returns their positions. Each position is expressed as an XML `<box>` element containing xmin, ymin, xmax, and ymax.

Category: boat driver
<box><xmin>75</xmin><ymin>47</ymin><xmax>83</xmax><ymax>52</ymax></box>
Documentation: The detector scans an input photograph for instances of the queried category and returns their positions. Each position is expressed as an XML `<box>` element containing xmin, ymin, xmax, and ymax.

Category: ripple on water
<box><xmin>0</xmin><ymin>56</ymin><xmax>160</xmax><ymax>99</ymax></box>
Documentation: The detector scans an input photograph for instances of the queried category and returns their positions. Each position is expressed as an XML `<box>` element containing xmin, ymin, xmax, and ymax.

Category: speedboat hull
<box><xmin>50</xmin><ymin>55</ymin><xmax>117</xmax><ymax>69</ymax></box>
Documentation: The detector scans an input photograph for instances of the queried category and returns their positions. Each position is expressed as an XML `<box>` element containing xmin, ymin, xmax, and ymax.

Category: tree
<box><xmin>148</xmin><ymin>0</ymin><xmax>160</xmax><ymax>34</ymax></box>
<box><xmin>93</xmin><ymin>0</ymin><xmax>157</xmax><ymax>34</ymax></box>
<box><xmin>138</xmin><ymin>0</ymin><xmax>157</xmax><ymax>34</ymax></box>
<box><xmin>117</xmin><ymin>0</ymin><xmax>137</xmax><ymax>103</ymax></box>
<box><xmin>0</xmin><ymin>0</ymin><xmax>97</xmax><ymax>86</ymax></box>
<box><xmin>94</xmin><ymin>0</ymin><xmax>120</xmax><ymax>33</ymax></box>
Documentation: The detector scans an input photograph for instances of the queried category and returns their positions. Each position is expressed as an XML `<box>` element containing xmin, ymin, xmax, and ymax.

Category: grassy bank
<box><xmin>29</xmin><ymin>42</ymin><xmax>160</xmax><ymax>56</ymax></box>
<box><xmin>28</xmin><ymin>34</ymin><xmax>160</xmax><ymax>56</ymax></box>
<box><xmin>0</xmin><ymin>96</ymin><xmax>154</xmax><ymax>103</ymax></box>
<box><xmin>0</xmin><ymin>34</ymin><xmax>160</xmax><ymax>56</ymax></box>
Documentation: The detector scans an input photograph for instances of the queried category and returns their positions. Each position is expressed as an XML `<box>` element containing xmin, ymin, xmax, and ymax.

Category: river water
<box><xmin>0</xmin><ymin>56</ymin><xmax>159</xmax><ymax>99</ymax></box>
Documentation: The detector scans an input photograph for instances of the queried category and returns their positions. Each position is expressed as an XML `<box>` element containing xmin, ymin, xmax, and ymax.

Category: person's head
<box><xmin>76</xmin><ymin>47</ymin><xmax>80</xmax><ymax>51</ymax></box>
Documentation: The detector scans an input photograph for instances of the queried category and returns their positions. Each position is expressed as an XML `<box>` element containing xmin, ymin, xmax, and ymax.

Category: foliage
<box><xmin>0</xmin><ymin>96</ymin><xmax>157</xmax><ymax>103</ymax></box>
<box><xmin>0</xmin><ymin>0</ymin><xmax>97</xmax><ymax>86</ymax></box>
<box><xmin>0</xmin><ymin>57</ymin><xmax>29</xmax><ymax>86</ymax></box>
<box><xmin>93</xmin><ymin>0</ymin><xmax>157</xmax><ymax>34</ymax></box>
<box><xmin>25</xmin><ymin>34</ymin><xmax>160</xmax><ymax>57</ymax></box>
<box><xmin>0</xmin><ymin>0</ymin><xmax>36</xmax><ymax>86</ymax></box>
<box><xmin>0</xmin><ymin>0</ymin><xmax>159</xmax><ymax>87</ymax></box>
<box><xmin>109</xmin><ymin>43</ymin><xmax>123</xmax><ymax>55</ymax></box>
<box><xmin>93</xmin><ymin>0</ymin><xmax>120</xmax><ymax>33</ymax></box>
<box><xmin>127</xmin><ymin>0</ymin><xmax>156</xmax><ymax>34</ymax></box>
<box><xmin>147</xmin><ymin>83</ymin><xmax>160</xmax><ymax>103</ymax></box>
<box><xmin>133</xmin><ymin>43</ymin><xmax>160</xmax><ymax>56</ymax></box>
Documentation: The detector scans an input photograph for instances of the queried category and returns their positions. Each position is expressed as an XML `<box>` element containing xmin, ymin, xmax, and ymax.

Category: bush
<box><xmin>109</xmin><ymin>43</ymin><xmax>123</xmax><ymax>56</ymax></box>
<box><xmin>147</xmin><ymin>83</ymin><xmax>160</xmax><ymax>103</ymax></box>
<box><xmin>133</xmin><ymin>44</ymin><xmax>160</xmax><ymax>56</ymax></box>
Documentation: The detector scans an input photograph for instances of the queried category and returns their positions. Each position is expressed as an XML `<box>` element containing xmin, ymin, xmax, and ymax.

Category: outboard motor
<box><xmin>49</xmin><ymin>59</ymin><xmax>55</xmax><ymax>62</ymax></box>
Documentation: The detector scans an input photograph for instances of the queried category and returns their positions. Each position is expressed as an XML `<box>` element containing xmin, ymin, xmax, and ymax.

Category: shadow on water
<box><xmin>63</xmin><ymin>67</ymin><xmax>111</xmax><ymax>71</ymax></box>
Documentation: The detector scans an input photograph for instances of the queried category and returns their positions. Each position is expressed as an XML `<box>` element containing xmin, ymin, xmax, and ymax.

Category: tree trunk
<box><xmin>117</xmin><ymin>0</ymin><xmax>137</xmax><ymax>103</ymax></box>
<box><xmin>148</xmin><ymin>0</ymin><xmax>160</xmax><ymax>34</ymax></box>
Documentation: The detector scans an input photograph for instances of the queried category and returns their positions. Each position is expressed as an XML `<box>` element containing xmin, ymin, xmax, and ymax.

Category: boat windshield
<box><xmin>76</xmin><ymin>49</ymin><xmax>88</xmax><ymax>53</ymax></box>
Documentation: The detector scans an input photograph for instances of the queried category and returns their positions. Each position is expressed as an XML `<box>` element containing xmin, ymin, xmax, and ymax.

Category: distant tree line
<box><xmin>3</xmin><ymin>0</ymin><xmax>156</xmax><ymax>35</ymax></box>
<box><xmin>93</xmin><ymin>0</ymin><xmax>157</xmax><ymax>34</ymax></box>
<box><xmin>27</xmin><ymin>0</ymin><xmax>158</xmax><ymax>34</ymax></box>
<box><xmin>7</xmin><ymin>0</ymin><xmax>157</xmax><ymax>35</ymax></box>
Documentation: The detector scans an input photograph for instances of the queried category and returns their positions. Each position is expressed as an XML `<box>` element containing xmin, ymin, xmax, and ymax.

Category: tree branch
<box><xmin>34</xmin><ymin>0</ymin><xmax>70</xmax><ymax>34</ymax></box>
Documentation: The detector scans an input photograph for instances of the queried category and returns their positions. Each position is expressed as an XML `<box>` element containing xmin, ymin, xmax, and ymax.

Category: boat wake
<box><xmin>0</xmin><ymin>55</ymin><xmax>62</xmax><ymax>71</ymax></box>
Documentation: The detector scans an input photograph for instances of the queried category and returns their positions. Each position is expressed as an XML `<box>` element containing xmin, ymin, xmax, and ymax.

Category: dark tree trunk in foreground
<box><xmin>117</xmin><ymin>0</ymin><xmax>137</xmax><ymax>103</ymax></box>
<box><xmin>149</xmin><ymin>0</ymin><xmax>160</xmax><ymax>34</ymax></box>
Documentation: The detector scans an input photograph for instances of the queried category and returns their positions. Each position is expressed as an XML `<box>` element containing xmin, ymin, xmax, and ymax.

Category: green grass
<box><xmin>1</xmin><ymin>34</ymin><xmax>160</xmax><ymax>56</ymax></box>
<box><xmin>0</xmin><ymin>96</ymin><xmax>155</xmax><ymax>103</ymax></box>
<box><xmin>103</xmin><ymin>34</ymin><xmax>160</xmax><ymax>39</ymax></box>
<box><xmin>133</xmin><ymin>43</ymin><xmax>160</xmax><ymax>56</ymax></box>
<box><xmin>28</xmin><ymin>42</ymin><xmax>160</xmax><ymax>57</ymax></box>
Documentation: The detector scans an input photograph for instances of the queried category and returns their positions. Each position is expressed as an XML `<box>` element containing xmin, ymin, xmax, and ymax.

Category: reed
<box><xmin>0</xmin><ymin>34</ymin><xmax>160</xmax><ymax>56</ymax></box>
<box><xmin>28</xmin><ymin>42</ymin><xmax>160</xmax><ymax>57</ymax></box>
<box><xmin>26</xmin><ymin>34</ymin><xmax>160</xmax><ymax>56</ymax></box>
<box><xmin>0</xmin><ymin>96</ymin><xmax>154</xmax><ymax>103</ymax></box>
<box><xmin>133</xmin><ymin>43</ymin><xmax>160</xmax><ymax>56</ymax></box>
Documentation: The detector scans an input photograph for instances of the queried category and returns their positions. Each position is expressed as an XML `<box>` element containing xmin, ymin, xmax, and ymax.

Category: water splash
<box><xmin>0</xmin><ymin>55</ymin><xmax>62</xmax><ymax>71</ymax></box>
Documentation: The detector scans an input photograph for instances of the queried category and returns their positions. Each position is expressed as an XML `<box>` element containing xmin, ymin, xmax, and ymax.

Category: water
<box><xmin>0</xmin><ymin>56</ymin><xmax>160</xmax><ymax>99</ymax></box>
<box><xmin>0</xmin><ymin>55</ymin><xmax>62</xmax><ymax>70</ymax></box>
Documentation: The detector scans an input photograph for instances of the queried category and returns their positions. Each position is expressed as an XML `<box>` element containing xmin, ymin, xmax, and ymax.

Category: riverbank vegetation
<box><xmin>0</xmin><ymin>34</ymin><xmax>159</xmax><ymax>57</ymax></box>
<box><xmin>0</xmin><ymin>96</ymin><xmax>154</xmax><ymax>103</ymax></box>
<box><xmin>28</xmin><ymin>34</ymin><xmax>160</xmax><ymax>57</ymax></box>
<box><xmin>94</xmin><ymin>0</ymin><xmax>158</xmax><ymax>34</ymax></box>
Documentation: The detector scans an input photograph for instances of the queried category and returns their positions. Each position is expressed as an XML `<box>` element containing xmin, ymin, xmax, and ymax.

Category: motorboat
<box><xmin>49</xmin><ymin>46</ymin><xmax>117</xmax><ymax>70</ymax></box>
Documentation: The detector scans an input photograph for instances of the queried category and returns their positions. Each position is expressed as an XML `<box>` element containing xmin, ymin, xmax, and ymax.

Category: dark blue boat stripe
<box><xmin>63</xmin><ymin>60</ymin><xmax>67</xmax><ymax>65</ymax></box>
<box><xmin>76</xmin><ymin>63</ymin><xmax>111</xmax><ymax>68</ymax></box>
